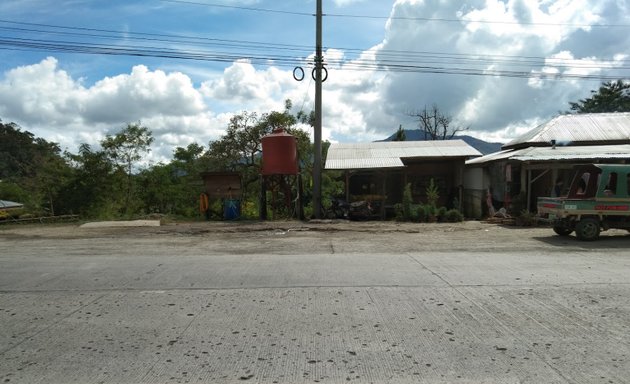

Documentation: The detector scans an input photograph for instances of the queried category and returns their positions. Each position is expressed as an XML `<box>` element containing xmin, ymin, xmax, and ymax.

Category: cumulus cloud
<box><xmin>332</xmin><ymin>0</ymin><xmax>368</xmax><ymax>7</ymax></box>
<box><xmin>370</xmin><ymin>0</ymin><xmax>630</xmax><ymax>142</ymax></box>
<box><xmin>1</xmin><ymin>0</ymin><xmax>629</xmax><ymax>159</ymax></box>
<box><xmin>200</xmin><ymin>60</ymin><xmax>293</xmax><ymax>110</ymax></box>
<box><xmin>0</xmin><ymin>57</ymin><xmax>223</xmax><ymax>162</ymax></box>
<box><xmin>0</xmin><ymin>57</ymin><xmax>84</xmax><ymax>126</ymax></box>
<box><xmin>83</xmin><ymin>65</ymin><xmax>205</xmax><ymax>124</ymax></box>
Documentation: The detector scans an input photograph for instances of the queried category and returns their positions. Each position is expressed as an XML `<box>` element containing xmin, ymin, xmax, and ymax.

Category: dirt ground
<box><xmin>2</xmin><ymin>219</ymin><xmax>629</xmax><ymax>254</ymax></box>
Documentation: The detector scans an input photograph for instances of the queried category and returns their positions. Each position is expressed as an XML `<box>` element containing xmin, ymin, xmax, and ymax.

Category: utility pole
<box><xmin>313</xmin><ymin>0</ymin><xmax>323</xmax><ymax>219</ymax></box>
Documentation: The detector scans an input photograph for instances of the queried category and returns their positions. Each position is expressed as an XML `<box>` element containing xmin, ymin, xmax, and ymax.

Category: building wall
<box><xmin>463</xmin><ymin>167</ymin><xmax>487</xmax><ymax>219</ymax></box>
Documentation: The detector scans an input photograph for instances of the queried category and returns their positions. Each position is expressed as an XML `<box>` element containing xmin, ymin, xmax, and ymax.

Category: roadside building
<box><xmin>465</xmin><ymin>112</ymin><xmax>630</xmax><ymax>216</ymax></box>
<box><xmin>325</xmin><ymin>140</ymin><xmax>481</xmax><ymax>218</ymax></box>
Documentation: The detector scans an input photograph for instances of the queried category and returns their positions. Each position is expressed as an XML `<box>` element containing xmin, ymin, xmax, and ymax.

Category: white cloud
<box><xmin>369</xmin><ymin>0</ymin><xmax>630</xmax><ymax>141</ymax></box>
<box><xmin>332</xmin><ymin>0</ymin><xmax>368</xmax><ymax>6</ymax></box>
<box><xmin>0</xmin><ymin>58</ymin><xmax>224</xmax><ymax>163</ymax></box>
<box><xmin>1</xmin><ymin>0</ymin><xmax>629</xmax><ymax>160</ymax></box>
<box><xmin>0</xmin><ymin>57</ymin><xmax>85</xmax><ymax>126</ymax></box>
<box><xmin>83</xmin><ymin>65</ymin><xmax>206</xmax><ymax>124</ymax></box>
<box><xmin>200</xmin><ymin>60</ymin><xmax>295</xmax><ymax>113</ymax></box>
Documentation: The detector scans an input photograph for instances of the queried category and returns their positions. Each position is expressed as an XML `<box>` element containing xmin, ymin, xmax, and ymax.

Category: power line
<box><xmin>325</xmin><ymin>13</ymin><xmax>630</xmax><ymax>28</ymax></box>
<box><xmin>0</xmin><ymin>19</ymin><xmax>315</xmax><ymax>53</ymax></box>
<box><xmin>159</xmin><ymin>0</ymin><xmax>630</xmax><ymax>28</ymax></box>
<box><xmin>2</xmin><ymin>19</ymin><xmax>628</xmax><ymax>70</ymax></box>
<box><xmin>159</xmin><ymin>0</ymin><xmax>313</xmax><ymax>17</ymax></box>
<box><xmin>1</xmin><ymin>20</ymin><xmax>628</xmax><ymax>81</ymax></box>
<box><xmin>1</xmin><ymin>36</ymin><xmax>625</xmax><ymax>81</ymax></box>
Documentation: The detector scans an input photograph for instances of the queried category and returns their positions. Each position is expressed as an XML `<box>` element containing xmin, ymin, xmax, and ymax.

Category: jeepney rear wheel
<box><xmin>553</xmin><ymin>224</ymin><xmax>573</xmax><ymax>236</ymax></box>
<box><xmin>575</xmin><ymin>218</ymin><xmax>601</xmax><ymax>241</ymax></box>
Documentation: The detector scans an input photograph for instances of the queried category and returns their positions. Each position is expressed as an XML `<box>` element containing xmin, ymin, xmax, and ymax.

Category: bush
<box><xmin>425</xmin><ymin>203</ymin><xmax>437</xmax><ymax>222</ymax></box>
<box><xmin>444</xmin><ymin>209</ymin><xmax>464</xmax><ymax>222</ymax></box>
<box><xmin>410</xmin><ymin>204</ymin><xmax>421</xmax><ymax>222</ymax></box>
<box><xmin>437</xmin><ymin>206</ymin><xmax>447</xmax><ymax>221</ymax></box>
<box><xmin>426</xmin><ymin>178</ymin><xmax>439</xmax><ymax>207</ymax></box>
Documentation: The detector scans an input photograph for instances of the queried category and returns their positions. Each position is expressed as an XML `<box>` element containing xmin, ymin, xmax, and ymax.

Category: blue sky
<box><xmin>1</xmin><ymin>0</ymin><xmax>629</xmax><ymax>162</ymax></box>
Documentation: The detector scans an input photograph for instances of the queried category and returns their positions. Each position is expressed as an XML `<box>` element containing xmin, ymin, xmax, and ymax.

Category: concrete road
<box><xmin>1</xmin><ymin>221</ymin><xmax>629</xmax><ymax>383</ymax></box>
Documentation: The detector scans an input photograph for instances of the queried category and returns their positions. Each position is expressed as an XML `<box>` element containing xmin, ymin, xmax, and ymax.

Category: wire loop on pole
<box><xmin>293</xmin><ymin>66</ymin><xmax>305</xmax><ymax>81</ymax></box>
<box><xmin>312</xmin><ymin>66</ymin><xmax>328</xmax><ymax>82</ymax></box>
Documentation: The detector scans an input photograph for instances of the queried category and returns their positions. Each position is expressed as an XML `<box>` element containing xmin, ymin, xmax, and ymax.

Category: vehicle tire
<box><xmin>553</xmin><ymin>224</ymin><xmax>573</xmax><ymax>236</ymax></box>
<box><xmin>575</xmin><ymin>218</ymin><xmax>601</xmax><ymax>241</ymax></box>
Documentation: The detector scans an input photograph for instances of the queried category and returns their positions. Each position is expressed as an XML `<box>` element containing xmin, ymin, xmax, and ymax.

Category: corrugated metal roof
<box><xmin>0</xmin><ymin>200</ymin><xmax>24</xmax><ymax>209</ymax></box>
<box><xmin>503</xmin><ymin>112</ymin><xmax>630</xmax><ymax>149</ymax></box>
<box><xmin>326</xmin><ymin>140</ymin><xmax>482</xmax><ymax>170</ymax></box>
<box><xmin>465</xmin><ymin>149</ymin><xmax>515</xmax><ymax>165</ymax></box>
<box><xmin>466</xmin><ymin>144</ymin><xmax>630</xmax><ymax>165</ymax></box>
<box><xmin>513</xmin><ymin>144</ymin><xmax>630</xmax><ymax>161</ymax></box>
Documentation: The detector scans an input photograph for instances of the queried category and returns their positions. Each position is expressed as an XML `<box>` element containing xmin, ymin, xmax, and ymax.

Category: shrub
<box><xmin>437</xmin><ymin>206</ymin><xmax>447</xmax><ymax>221</ymax></box>
<box><xmin>416</xmin><ymin>204</ymin><xmax>428</xmax><ymax>222</ymax></box>
<box><xmin>425</xmin><ymin>203</ymin><xmax>437</xmax><ymax>222</ymax></box>
<box><xmin>407</xmin><ymin>204</ymin><xmax>419</xmax><ymax>222</ymax></box>
<box><xmin>426</xmin><ymin>178</ymin><xmax>439</xmax><ymax>207</ymax></box>
<box><xmin>444</xmin><ymin>209</ymin><xmax>464</xmax><ymax>222</ymax></box>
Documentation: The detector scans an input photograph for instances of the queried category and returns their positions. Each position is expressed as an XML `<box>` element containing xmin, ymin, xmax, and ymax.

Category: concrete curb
<box><xmin>79</xmin><ymin>220</ymin><xmax>161</xmax><ymax>228</ymax></box>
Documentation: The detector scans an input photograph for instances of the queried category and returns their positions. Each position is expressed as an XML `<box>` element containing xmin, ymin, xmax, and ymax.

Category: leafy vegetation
<box><xmin>396</xmin><ymin>179</ymin><xmax>463</xmax><ymax>223</ymax></box>
<box><xmin>569</xmin><ymin>80</ymin><xmax>630</xmax><ymax>113</ymax></box>
<box><xmin>4</xmin><ymin>80</ymin><xmax>627</xmax><ymax>222</ymax></box>
<box><xmin>0</xmin><ymin>100</ymin><xmax>323</xmax><ymax>221</ymax></box>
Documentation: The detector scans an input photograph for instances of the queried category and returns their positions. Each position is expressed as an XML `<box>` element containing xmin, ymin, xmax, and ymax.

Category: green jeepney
<box><xmin>537</xmin><ymin>164</ymin><xmax>630</xmax><ymax>241</ymax></box>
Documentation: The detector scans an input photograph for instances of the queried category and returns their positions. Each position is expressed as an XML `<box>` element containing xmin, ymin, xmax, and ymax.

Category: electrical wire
<box><xmin>160</xmin><ymin>0</ymin><xmax>313</xmax><ymax>16</ymax></box>
<box><xmin>159</xmin><ymin>0</ymin><xmax>630</xmax><ymax>28</ymax></box>
<box><xmin>1</xmin><ymin>19</ymin><xmax>628</xmax><ymax>81</ymax></box>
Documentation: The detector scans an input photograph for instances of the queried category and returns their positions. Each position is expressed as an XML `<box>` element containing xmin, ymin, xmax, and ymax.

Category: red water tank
<box><xmin>261</xmin><ymin>128</ymin><xmax>298</xmax><ymax>175</ymax></box>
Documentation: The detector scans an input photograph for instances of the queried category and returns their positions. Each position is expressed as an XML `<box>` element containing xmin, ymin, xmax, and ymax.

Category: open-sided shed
<box><xmin>325</xmin><ymin>140</ymin><xmax>481</xmax><ymax>218</ymax></box>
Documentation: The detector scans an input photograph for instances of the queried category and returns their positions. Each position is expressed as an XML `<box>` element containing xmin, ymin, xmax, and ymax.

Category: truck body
<box><xmin>537</xmin><ymin>164</ymin><xmax>630</xmax><ymax>240</ymax></box>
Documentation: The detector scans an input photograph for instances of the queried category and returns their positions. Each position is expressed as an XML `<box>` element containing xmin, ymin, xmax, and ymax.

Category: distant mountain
<box><xmin>380</xmin><ymin>129</ymin><xmax>503</xmax><ymax>155</ymax></box>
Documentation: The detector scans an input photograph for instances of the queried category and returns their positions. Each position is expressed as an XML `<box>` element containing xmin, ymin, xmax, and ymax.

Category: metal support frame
<box><xmin>527</xmin><ymin>168</ymin><xmax>550</xmax><ymax>212</ymax></box>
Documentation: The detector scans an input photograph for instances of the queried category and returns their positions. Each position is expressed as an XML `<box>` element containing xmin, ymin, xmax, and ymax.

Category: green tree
<box><xmin>101</xmin><ymin>123</ymin><xmax>154</xmax><ymax>214</ymax></box>
<box><xmin>204</xmin><ymin>100</ymin><xmax>318</xmax><ymax>217</ymax></box>
<box><xmin>569</xmin><ymin>80</ymin><xmax>630</xmax><ymax>113</ymax></box>
<box><xmin>137</xmin><ymin>142</ymin><xmax>207</xmax><ymax>217</ymax></box>
<box><xmin>207</xmin><ymin>102</ymin><xmax>299</xmax><ymax>184</ymax></box>
<box><xmin>136</xmin><ymin>162</ymin><xmax>197</xmax><ymax>217</ymax></box>
<box><xmin>393</xmin><ymin>124</ymin><xmax>406</xmax><ymax>141</ymax></box>
<box><xmin>0</xmin><ymin>119</ymin><xmax>71</xmax><ymax>214</ymax></box>
<box><xmin>59</xmin><ymin>144</ymin><xmax>120</xmax><ymax>217</ymax></box>
<box><xmin>206</xmin><ymin>111</ymin><xmax>265</xmax><ymax>173</ymax></box>
<box><xmin>174</xmin><ymin>143</ymin><xmax>205</xmax><ymax>165</ymax></box>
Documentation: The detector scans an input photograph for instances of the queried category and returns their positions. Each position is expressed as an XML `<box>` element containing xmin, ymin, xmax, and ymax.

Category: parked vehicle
<box><xmin>537</xmin><ymin>164</ymin><xmax>630</xmax><ymax>241</ymax></box>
